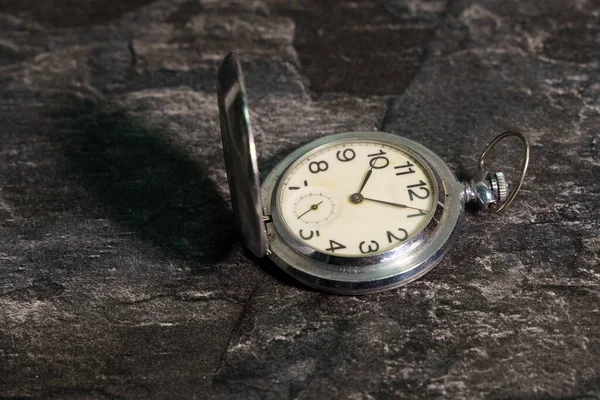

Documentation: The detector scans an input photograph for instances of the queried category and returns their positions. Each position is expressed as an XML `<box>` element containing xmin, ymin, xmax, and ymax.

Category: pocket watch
<box><xmin>217</xmin><ymin>53</ymin><xmax>530</xmax><ymax>295</ymax></box>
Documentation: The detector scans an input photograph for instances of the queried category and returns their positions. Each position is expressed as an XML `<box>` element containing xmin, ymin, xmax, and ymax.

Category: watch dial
<box><xmin>277</xmin><ymin>140</ymin><xmax>436</xmax><ymax>257</ymax></box>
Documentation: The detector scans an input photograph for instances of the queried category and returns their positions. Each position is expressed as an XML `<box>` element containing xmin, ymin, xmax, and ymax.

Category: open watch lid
<box><xmin>217</xmin><ymin>52</ymin><xmax>267</xmax><ymax>258</ymax></box>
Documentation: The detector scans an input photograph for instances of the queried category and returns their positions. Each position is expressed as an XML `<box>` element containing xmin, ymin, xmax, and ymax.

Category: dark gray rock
<box><xmin>0</xmin><ymin>0</ymin><xmax>599</xmax><ymax>399</ymax></box>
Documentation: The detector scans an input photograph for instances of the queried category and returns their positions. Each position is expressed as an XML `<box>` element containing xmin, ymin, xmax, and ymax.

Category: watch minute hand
<box><xmin>362</xmin><ymin>197</ymin><xmax>430</xmax><ymax>213</ymax></box>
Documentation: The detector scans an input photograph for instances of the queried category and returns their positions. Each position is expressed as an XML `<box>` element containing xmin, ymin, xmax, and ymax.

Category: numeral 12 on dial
<box><xmin>407</xmin><ymin>180</ymin><xmax>430</xmax><ymax>201</ymax></box>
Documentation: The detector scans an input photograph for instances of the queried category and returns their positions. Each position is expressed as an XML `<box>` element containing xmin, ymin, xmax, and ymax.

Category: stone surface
<box><xmin>1</xmin><ymin>0</ymin><xmax>599</xmax><ymax>399</ymax></box>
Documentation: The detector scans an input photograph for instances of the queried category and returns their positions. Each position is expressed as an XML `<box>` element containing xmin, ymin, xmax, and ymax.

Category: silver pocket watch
<box><xmin>217</xmin><ymin>53</ymin><xmax>530</xmax><ymax>295</ymax></box>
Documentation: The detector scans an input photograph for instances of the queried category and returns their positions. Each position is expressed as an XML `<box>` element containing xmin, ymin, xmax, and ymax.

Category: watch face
<box><xmin>277</xmin><ymin>139</ymin><xmax>437</xmax><ymax>257</ymax></box>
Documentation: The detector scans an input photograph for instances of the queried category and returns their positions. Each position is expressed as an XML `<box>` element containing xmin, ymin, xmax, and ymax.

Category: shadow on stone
<box><xmin>252</xmin><ymin>251</ymin><xmax>313</xmax><ymax>292</ymax></box>
<box><xmin>62</xmin><ymin>101</ymin><xmax>234</xmax><ymax>265</ymax></box>
<box><xmin>1</xmin><ymin>0</ymin><xmax>156</xmax><ymax>28</ymax></box>
<box><xmin>271</xmin><ymin>1</ymin><xmax>447</xmax><ymax>96</ymax></box>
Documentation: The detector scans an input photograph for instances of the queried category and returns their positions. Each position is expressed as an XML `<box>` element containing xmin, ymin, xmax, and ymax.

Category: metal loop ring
<box><xmin>478</xmin><ymin>131</ymin><xmax>530</xmax><ymax>213</ymax></box>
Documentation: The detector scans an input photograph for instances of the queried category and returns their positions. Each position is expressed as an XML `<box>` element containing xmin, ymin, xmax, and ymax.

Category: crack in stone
<box><xmin>214</xmin><ymin>283</ymin><xmax>260</xmax><ymax>374</ymax></box>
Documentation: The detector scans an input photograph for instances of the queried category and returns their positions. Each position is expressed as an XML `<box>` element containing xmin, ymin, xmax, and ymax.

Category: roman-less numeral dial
<box><xmin>278</xmin><ymin>140</ymin><xmax>436</xmax><ymax>257</ymax></box>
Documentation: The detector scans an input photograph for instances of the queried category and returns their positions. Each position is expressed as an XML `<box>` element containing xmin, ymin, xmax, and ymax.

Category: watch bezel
<box><xmin>270</xmin><ymin>137</ymin><xmax>442</xmax><ymax>265</ymax></box>
<box><xmin>261</xmin><ymin>131</ymin><xmax>464</xmax><ymax>294</ymax></box>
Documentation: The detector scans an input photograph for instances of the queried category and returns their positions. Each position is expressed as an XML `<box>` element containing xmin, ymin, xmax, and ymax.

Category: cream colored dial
<box><xmin>278</xmin><ymin>140</ymin><xmax>436</xmax><ymax>257</ymax></box>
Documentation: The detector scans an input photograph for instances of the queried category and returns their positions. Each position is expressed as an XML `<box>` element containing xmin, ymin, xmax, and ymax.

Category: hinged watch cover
<box><xmin>217</xmin><ymin>52</ymin><xmax>266</xmax><ymax>258</ymax></box>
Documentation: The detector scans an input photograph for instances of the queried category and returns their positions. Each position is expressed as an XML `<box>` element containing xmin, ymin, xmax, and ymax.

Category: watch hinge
<box><xmin>262</xmin><ymin>215</ymin><xmax>272</xmax><ymax>223</ymax></box>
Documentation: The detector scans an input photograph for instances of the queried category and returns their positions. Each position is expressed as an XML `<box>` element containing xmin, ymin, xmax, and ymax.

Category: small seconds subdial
<box><xmin>293</xmin><ymin>192</ymin><xmax>337</xmax><ymax>225</ymax></box>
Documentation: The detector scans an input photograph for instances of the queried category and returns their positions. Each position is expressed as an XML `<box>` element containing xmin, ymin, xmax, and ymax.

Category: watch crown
<box><xmin>489</xmin><ymin>172</ymin><xmax>508</xmax><ymax>203</ymax></box>
<box><xmin>462</xmin><ymin>171</ymin><xmax>510</xmax><ymax>210</ymax></box>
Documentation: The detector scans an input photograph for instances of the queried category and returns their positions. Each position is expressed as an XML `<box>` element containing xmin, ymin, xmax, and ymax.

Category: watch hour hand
<box><xmin>357</xmin><ymin>166</ymin><xmax>374</xmax><ymax>194</ymax></box>
<box><xmin>361</xmin><ymin>197</ymin><xmax>430</xmax><ymax>213</ymax></box>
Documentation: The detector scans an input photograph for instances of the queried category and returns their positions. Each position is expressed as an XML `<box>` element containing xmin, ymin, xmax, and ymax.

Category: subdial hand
<box><xmin>297</xmin><ymin>201</ymin><xmax>323</xmax><ymax>219</ymax></box>
<box><xmin>361</xmin><ymin>197</ymin><xmax>430</xmax><ymax>213</ymax></box>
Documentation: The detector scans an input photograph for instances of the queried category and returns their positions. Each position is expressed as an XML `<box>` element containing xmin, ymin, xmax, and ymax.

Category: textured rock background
<box><xmin>1</xmin><ymin>0</ymin><xmax>599</xmax><ymax>399</ymax></box>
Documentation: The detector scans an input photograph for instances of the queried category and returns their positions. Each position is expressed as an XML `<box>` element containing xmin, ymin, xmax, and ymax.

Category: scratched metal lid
<box><xmin>217</xmin><ymin>52</ymin><xmax>266</xmax><ymax>258</ymax></box>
